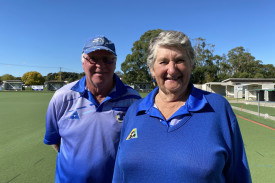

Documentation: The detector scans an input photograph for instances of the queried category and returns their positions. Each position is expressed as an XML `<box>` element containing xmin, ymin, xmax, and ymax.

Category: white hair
<box><xmin>81</xmin><ymin>52</ymin><xmax>85</xmax><ymax>63</ymax></box>
<box><xmin>147</xmin><ymin>30</ymin><xmax>195</xmax><ymax>69</ymax></box>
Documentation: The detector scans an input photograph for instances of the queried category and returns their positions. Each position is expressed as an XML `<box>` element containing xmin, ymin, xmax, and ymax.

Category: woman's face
<box><xmin>150</xmin><ymin>46</ymin><xmax>192</xmax><ymax>95</ymax></box>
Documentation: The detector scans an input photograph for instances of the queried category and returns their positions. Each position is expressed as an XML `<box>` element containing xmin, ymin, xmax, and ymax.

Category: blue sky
<box><xmin>0</xmin><ymin>0</ymin><xmax>274</xmax><ymax>77</ymax></box>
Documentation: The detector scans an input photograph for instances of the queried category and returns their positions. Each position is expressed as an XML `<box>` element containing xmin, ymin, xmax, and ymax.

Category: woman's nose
<box><xmin>167</xmin><ymin>62</ymin><xmax>176</xmax><ymax>74</ymax></box>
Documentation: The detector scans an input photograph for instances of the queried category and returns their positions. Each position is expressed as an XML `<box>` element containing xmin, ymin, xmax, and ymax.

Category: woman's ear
<box><xmin>149</xmin><ymin>66</ymin><xmax>155</xmax><ymax>78</ymax></box>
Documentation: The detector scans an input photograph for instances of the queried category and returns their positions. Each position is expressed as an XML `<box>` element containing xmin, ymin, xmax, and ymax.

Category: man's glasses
<box><xmin>83</xmin><ymin>55</ymin><xmax>116</xmax><ymax>65</ymax></box>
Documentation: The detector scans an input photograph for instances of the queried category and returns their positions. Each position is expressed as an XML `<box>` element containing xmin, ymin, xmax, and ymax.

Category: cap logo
<box><xmin>83</xmin><ymin>36</ymin><xmax>116</xmax><ymax>55</ymax></box>
<box><xmin>92</xmin><ymin>37</ymin><xmax>105</xmax><ymax>46</ymax></box>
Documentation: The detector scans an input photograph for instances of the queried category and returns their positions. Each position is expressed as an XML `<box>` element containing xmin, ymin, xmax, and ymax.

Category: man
<box><xmin>44</xmin><ymin>36</ymin><xmax>141</xmax><ymax>183</ymax></box>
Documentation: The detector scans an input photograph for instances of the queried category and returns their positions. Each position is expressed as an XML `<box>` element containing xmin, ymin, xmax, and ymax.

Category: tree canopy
<box><xmin>121</xmin><ymin>29</ymin><xmax>163</xmax><ymax>84</ymax></box>
<box><xmin>191</xmin><ymin>37</ymin><xmax>220</xmax><ymax>84</ymax></box>
<box><xmin>120</xmin><ymin>29</ymin><xmax>275</xmax><ymax>85</ymax></box>
<box><xmin>21</xmin><ymin>71</ymin><xmax>45</xmax><ymax>85</ymax></box>
<box><xmin>0</xmin><ymin>74</ymin><xmax>16</xmax><ymax>81</ymax></box>
<box><xmin>45</xmin><ymin>72</ymin><xmax>84</xmax><ymax>82</ymax></box>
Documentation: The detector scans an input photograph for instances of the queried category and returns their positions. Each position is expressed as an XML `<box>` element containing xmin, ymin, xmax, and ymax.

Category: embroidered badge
<box><xmin>126</xmin><ymin>128</ymin><xmax>138</xmax><ymax>140</ymax></box>
<box><xmin>116</xmin><ymin>112</ymin><xmax>126</xmax><ymax>123</ymax></box>
<box><xmin>70</xmin><ymin>111</ymin><xmax>80</xmax><ymax>119</ymax></box>
<box><xmin>92</xmin><ymin>37</ymin><xmax>104</xmax><ymax>45</ymax></box>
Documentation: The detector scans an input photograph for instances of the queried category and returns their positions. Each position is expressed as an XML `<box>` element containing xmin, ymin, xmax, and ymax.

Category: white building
<box><xmin>44</xmin><ymin>81</ymin><xmax>66</xmax><ymax>91</ymax></box>
<box><xmin>197</xmin><ymin>78</ymin><xmax>275</xmax><ymax>102</ymax></box>
<box><xmin>2</xmin><ymin>80</ymin><xmax>24</xmax><ymax>91</ymax></box>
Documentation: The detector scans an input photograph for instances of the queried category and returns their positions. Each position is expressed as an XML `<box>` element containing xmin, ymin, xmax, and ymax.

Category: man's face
<box><xmin>82</xmin><ymin>50</ymin><xmax>116</xmax><ymax>90</ymax></box>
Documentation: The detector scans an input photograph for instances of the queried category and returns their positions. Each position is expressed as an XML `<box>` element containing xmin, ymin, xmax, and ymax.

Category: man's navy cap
<box><xmin>83</xmin><ymin>36</ymin><xmax>116</xmax><ymax>56</ymax></box>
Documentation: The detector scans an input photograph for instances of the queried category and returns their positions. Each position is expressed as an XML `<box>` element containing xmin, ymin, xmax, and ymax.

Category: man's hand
<box><xmin>51</xmin><ymin>141</ymin><xmax>60</xmax><ymax>152</ymax></box>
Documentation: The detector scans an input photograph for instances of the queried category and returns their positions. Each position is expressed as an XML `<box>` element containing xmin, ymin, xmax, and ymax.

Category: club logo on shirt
<box><xmin>116</xmin><ymin>112</ymin><xmax>126</xmax><ymax>123</ymax></box>
<box><xmin>126</xmin><ymin>128</ymin><xmax>138</xmax><ymax>140</ymax></box>
<box><xmin>70</xmin><ymin>111</ymin><xmax>80</xmax><ymax>119</ymax></box>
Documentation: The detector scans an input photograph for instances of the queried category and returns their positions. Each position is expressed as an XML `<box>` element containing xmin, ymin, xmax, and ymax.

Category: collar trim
<box><xmin>136</xmin><ymin>83</ymin><xmax>208</xmax><ymax>116</ymax></box>
<box><xmin>70</xmin><ymin>74</ymin><xmax>127</xmax><ymax>105</ymax></box>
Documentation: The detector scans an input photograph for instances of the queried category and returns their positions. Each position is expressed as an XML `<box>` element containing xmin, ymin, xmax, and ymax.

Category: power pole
<box><xmin>59</xmin><ymin>67</ymin><xmax>62</xmax><ymax>81</ymax></box>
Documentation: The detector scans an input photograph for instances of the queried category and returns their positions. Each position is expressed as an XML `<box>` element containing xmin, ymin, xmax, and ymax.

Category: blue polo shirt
<box><xmin>113</xmin><ymin>83</ymin><xmax>251</xmax><ymax>183</ymax></box>
<box><xmin>44</xmin><ymin>74</ymin><xmax>141</xmax><ymax>183</ymax></box>
<box><xmin>139</xmin><ymin>84</ymin><xmax>208</xmax><ymax>127</ymax></box>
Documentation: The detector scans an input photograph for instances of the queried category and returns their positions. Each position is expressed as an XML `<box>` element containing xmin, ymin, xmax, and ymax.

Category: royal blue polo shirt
<box><xmin>44</xmin><ymin>74</ymin><xmax>141</xmax><ymax>183</ymax></box>
<box><xmin>113</xmin><ymin>83</ymin><xmax>251</xmax><ymax>183</ymax></box>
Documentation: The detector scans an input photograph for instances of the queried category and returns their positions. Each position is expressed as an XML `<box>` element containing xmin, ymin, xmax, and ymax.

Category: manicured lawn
<box><xmin>0</xmin><ymin>91</ymin><xmax>56</xmax><ymax>182</ymax></box>
<box><xmin>235</xmin><ymin>111</ymin><xmax>275</xmax><ymax>183</ymax></box>
<box><xmin>139</xmin><ymin>92</ymin><xmax>150</xmax><ymax>98</ymax></box>
<box><xmin>0</xmin><ymin>91</ymin><xmax>274</xmax><ymax>182</ymax></box>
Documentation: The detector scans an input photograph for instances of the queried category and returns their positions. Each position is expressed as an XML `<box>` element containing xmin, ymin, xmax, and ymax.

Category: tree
<box><xmin>260</xmin><ymin>64</ymin><xmax>275</xmax><ymax>78</ymax></box>
<box><xmin>121</xmin><ymin>29</ymin><xmax>163</xmax><ymax>85</ymax></box>
<box><xmin>120</xmin><ymin>30</ymin><xmax>275</xmax><ymax>85</ymax></box>
<box><xmin>191</xmin><ymin>37</ymin><xmax>219</xmax><ymax>83</ymax></box>
<box><xmin>45</xmin><ymin>72</ymin><xmax>84</xmax><ymax>82</ymax></box>
<box><xmin>215</xmin><ymin>54</ymin><xmax>232</xmax><ymax>81</ymax></box>
<box><xmin>115</xmin><ymin>71</ymin><xmax>123</xmax><ymax>79</ymax></box>
<box><xmin>46</xmin><ymin>72</ymin><xmax>58</xmax><ymax>81</ymax></box>
<box><xmin>1</xmin><ymin>74</ymin><xmax>16</xmax><ymax>81</ymax></box>
<box><xmin>227</xmin><ymin>47</ymin><xmax>263</xmax><ymax>78</ymax></box>
<box><xmin>22</xmin><ymin>71</ymin><xmax>45</xmax><ymax>85</ymax></box>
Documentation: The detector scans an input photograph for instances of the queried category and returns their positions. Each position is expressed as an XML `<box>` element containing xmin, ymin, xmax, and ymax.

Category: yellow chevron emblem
<box><xmin>126</xmin><ymin>128</ymin><xmax>138</xmax><ymax>140</ymax></box>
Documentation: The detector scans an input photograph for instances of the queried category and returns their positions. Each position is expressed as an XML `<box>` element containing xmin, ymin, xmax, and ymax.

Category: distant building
<box><xmin>222</xmin><ymin>78</ymin><xmax>275</xmax><ymax>85</ymax></box>
<box><xmin>131</xmin><ymin>82</ymin><xmax>151</xmax><ymax>92</ymax></box>
<box><xmin>202</xmin><ymin>82</ymin><xmax>226</xmax><ymax>96</ymax></box>
<box><xmin>245</xmin><ymin>88</ymin><xmax>275</xmax><ymax>102</ymax></box>
<box><xmin>2</xmin><ymin>80</ymin><xmax>24</xmax><ymax>91</ymax></box>
<box><xmin>222</xmin><ymin>78</ymin><xmax>275</xmax><ymax>99</ymax></box>
<box><xmin>44</xmin><ymin>81</ymin><xmax>66</xmax><ymax>91</ymax></box>
<box><xmin>196</xmin><ymin>78</ymin><xmax>275</xmax><ymax>102</ymax></box>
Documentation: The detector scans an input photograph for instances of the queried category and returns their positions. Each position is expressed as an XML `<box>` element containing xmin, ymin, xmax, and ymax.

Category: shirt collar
<box><xmin>137</xmin><ymin>83</ymin><xmax>208</xmax><ymax>116</ymax></box>
<box><xmin>71</xmin><ymin>75</ymin><xmax>86</xmax><ymax>93</ymax></box>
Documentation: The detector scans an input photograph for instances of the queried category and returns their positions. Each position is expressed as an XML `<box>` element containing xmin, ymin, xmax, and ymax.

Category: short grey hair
<box><xmin>147</xmin><ymin>30</ymin><xmax>195</xmax><ymax>69</ymax></box>
<box><xmin>81</xmin><ymin>52</ymin><xmax>85</xmax><ymax>63</ymax></box>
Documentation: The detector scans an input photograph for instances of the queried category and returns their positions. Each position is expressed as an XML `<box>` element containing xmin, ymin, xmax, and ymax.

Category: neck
<box><xmin>157</xmin><ymin>86</ymin><xmax>190</xmax><ymax>103</ymax></box>
<box><xmin>154</xmin><ymin>86</ymin><xmax>191</xmax><ymax>120</ymax></box>
<box><xmin>87</xmin><ymin>80</ymin><xmax>115</xmax><ymax>104</ymax></box>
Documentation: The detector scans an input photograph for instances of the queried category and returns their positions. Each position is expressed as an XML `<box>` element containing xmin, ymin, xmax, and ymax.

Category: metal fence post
<box><xmin>258</xmin><ymin>91</ymin><xmax>260</xmax><ymax>117</ymax></box>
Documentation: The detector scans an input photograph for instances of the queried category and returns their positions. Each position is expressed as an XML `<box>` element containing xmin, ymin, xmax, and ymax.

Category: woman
<box><xmin>112</xmin><ymin>31</ymin><xmax>252</xmax><ymax>182</ymax></box>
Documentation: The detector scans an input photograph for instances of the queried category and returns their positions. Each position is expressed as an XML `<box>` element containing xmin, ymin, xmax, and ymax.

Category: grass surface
<box><xmin>234</xmin><ymin>110</ymin><xmax>275</xmax><ymax>129</ymax></box>
<box><xmin>235</xmin><ymin>111</ymin><xmax>275</xmax><ymax>183</ymax></box>
<box><xmin>0</xmin><ymin>92</ymin><xmax>56</xmax><ymax>182</ymax></box>
<box><xmin>139</xmin><ymin>92</ymin><xmax>150</xmax><ymax>98</ymax></box>
<box><xmin>231</xmin><ymin>103</ymin><xmax>275</xmax><ymax>117</ymax></box>
<box><xmin>1</xmin><ymin>91</ymin><xmax>275</xmax><ymax>182</ymax></box>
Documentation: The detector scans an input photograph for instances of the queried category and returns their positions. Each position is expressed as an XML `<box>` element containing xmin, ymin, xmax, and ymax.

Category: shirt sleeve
<box><xmin>43</xmin><ymin>96</ymin><xmax>61</xmax><ymax>145</ymax></box>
